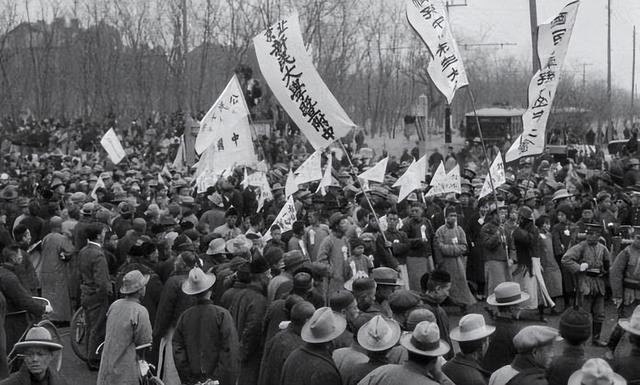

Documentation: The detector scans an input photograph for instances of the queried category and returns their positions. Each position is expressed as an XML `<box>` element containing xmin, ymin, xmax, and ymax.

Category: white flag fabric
<box><xmin>242</xmin><ymin>168</ymin><xmax>249</xmax><ymax>190</ymax></box>
<box><xmin>358</xmin><ymin>157</ymin><xmax>388</xmax><ymax>183</ymax></box>
<box><xmin>90</xmin><ymin>176</ymin><xmax>105</xmax><ymax>201</ymax></box>
<box><xmin>195</xmin><ymin>75</ymin><xmax>250</xmax><ymax>155</ymax></box>
<box><xmin>100</xmin><ymin>128</ymin><xmax>126</xmax><ymax>164</ymax></box>
<box><xmin>479</xmin><ymin>151</ymin><xmax>507</xmax><ymax>199</ymax></box>
<box><xmin>195</xmin><ymin>170</ymin><xmax>221</xmax><ymax>193</ymax></box>
<box><xmin>426</xmin><ymin>162</ymin><xmax>461</xmax><ymax>196</ymax></box>
<box><xmin>506</xmin><ymin>1</ymin><xmax>580</xmax><ymax>162</ymax></box>
<box><xmin>285</xmin><ymin>170</ymin><xmax>298</xmax><ymax>198</ymax></box>
<box><xmin>316</xmin><ymin>154</ymin><xmax>333</xmax><ymax>196</ymax></box>
<box><xmin>406</xmin><ymin>0</ymin><xmax>469</xmax><ymax>104</ymax></box>
<box><xmin>253</xmin><ymin>14</ymin><xmax>356</xmax><ymax>149</ymax></box>
<box><xmin>173</xmin><ymin>136</ymin><xmax>185</xmax><ymax>169</ymax></box>
<box><xmin>394</xmin><ymin>156</ymin><xmax>427</xmax><ymax>202</ymax></box>
<box><xmin>294</xmin><ymin>150</ymin><xmax>323</xmax><ymax>185</ymax></box>
<box><xmin>263</xmin><ymin>196</ymin><xmax>297</xmax><ymax>241</ymax></box>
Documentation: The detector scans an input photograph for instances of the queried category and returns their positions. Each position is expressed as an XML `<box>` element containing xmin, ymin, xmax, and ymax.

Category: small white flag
<box><xmin>426</xmin><ymin>161</ymin><xmax>458</xmax><ymax>197</ymax></box>
<box><xmin>479</xmin><ymin>151</ymin><xmax>507</xmax><ymax>199</ymax></box>
<box><xmin>173</xmin><ymin>136</ymin><xmax>185</xmax><ymax>169</ymax></box>
<box><xmin>90</xmin><ymin>176</ymin><xmax>105</xmax><ymax>201</ymax></box>
<box><xmin>394</xmin><ymin>156</ymin><xmax>427</xmax><ymax>202</ymax></box>
<box><xmin>294</xmin><ymin>150</ymin><xmax>323</xmax><ymax>185</ymax></box>
<box><xmin>263</xmin><ymin>196</ymin><xmax>297</xmax><ymax>242</ymax></box>
<box><xmin>242</xmin><ymin>168</ymin><xmax>249</xmax><ymax>190</ymax></box>
<box><xmin>316</xmin><ymin>154</ymin><xmax>333</xmax><ymax>196</ymax></box>
<box><xmin>358</xmin><ymin>157</ymin><xmax>388</xmax><ymax>183</ymax></box>
<box><xmin>100</xmin><ymin>128</ymin><xmax>126</xmax><ymax>164</ymax></box>
<box><xmin>285</xmin><ymin>169</ymin><xmax>298</xmax><ymax>198</ymax></box>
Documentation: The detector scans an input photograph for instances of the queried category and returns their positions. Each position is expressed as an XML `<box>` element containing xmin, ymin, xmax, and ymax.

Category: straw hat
<box><xmin>301</xmin><ymin>307</ymin><xmax>347</xmax><ymax>344</ymax></box>
<box><xmin>357</xmin><ymin>315</ymin><xmax>401</xmax><ymax>352</ymax></box>
<box><xmin>13</xmin><ymin>326</ymin><xmax>63</xmax><ymax>353</ymax></box>
<box><xmin>487</xmin><ymin>282</ymin><xmax>530</xmax><ymax>306</ymax></box>
<box><xmin>450</xmin><ymin>314</ymin><xmax>496</xmax><ymax>342</ymax></box>
<box><xmin>400</xmin><ymin>321</ymin><xmax>450</xmax><ymax>357</ymax></box>
<box><xmin>567</xmin><ymin>358</ymin><xmax>626</xmax><ymax>385</ymax></box>
<box><xmin>181</xmin><ymin>267</ymin><xmax>216</xmax><ymax>296</ymax></box>
<box><xmin>225</xmin><ymin>235</ymin><xmax>252</xmax><ymax>254</ymax></box>
<box><xmin>619</xmin><ymin>304</ymin><xmax>640</xmax><ymax>336</ymax></box>
<box><xmin>206</xmin><ymin>238</ymin><xmax>227</xmax><ymax>255</ymax></box>
<box><xmin>119</xmin><ymin>270</ymin><xmax>150</xmax><ymax>294</ymax></box>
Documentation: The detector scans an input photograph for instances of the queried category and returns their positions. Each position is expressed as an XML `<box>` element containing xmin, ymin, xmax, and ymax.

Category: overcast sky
<box><xmin>16</xmin><ymin>0</ymin><xmax>640</xmax><ymax>91</ymax></box>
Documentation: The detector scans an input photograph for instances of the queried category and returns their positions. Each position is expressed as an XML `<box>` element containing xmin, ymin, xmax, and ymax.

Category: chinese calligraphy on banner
<box><xmin>425</xmin><ymin>162</ymin><xmax>461</xmax><ymax>197</ymax></box>
<box><xmin>253</xmin><ymin>14</ymin><xmax>356</xmax><ymax>150</ymax></box>
<box><xmin>479</xmin><ymin>151</ymin><xmax>507</xmax><ymax>199</ymax></box>
<box><xmin>406</xmin><ymin>0</ymin><xmax>469</xmax><ymax>104</ymax></box>
<box><xmin>100</xmin><ymin>128</ymin><xmax>126</xmax><ymax>164</ymax></box>
<box><xmin>263</xmin><ymin>196</ymin><xmax>297</xmax><ymax>241</ymax></box>
<box><xmin>506</xmin><ymin>1</ymin><xmax>580</xmax><ymax>162</ymax></box>
<box><xmin>195</xmin><ymin>75</ymin><xmax>249</xmax><ymax>155</ymax></box>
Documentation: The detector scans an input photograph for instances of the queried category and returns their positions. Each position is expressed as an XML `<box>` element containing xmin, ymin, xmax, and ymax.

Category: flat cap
<box><xmin>513</xmin><ymin>325</ymin><xmax>560</xmax><ymax>353</ymax></box>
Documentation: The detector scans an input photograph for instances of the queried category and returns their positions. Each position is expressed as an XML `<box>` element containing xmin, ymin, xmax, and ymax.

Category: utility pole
<box><xmin>529</xmin><ymin>0</ymin><xmax>539</xmax><ymax>74</ymax></box>
<box><xmin>442</xmin><ymin>1</ymin><xmax>467</xmax><ymax>144</ymax></box>
<box><xmin>607</xmin><ymin>0</ymin><xmax>612</xmax><ymax>138</ymax></box>
<box><xmin>633</xmin><ymin>26</ymin><xmax>636</xmax><ymax>120</ymax></box>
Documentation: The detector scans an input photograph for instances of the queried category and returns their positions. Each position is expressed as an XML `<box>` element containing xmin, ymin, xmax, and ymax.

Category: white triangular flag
<box><xmin>90</xmin><ymin>176</ymin><xmax>105</xmax><ymax>201</ymax></box>
<box><xmin>294</xmin><ymin>150</ymin><xmax>323</xmax><ymax>185</ymax></box>
<box><xmin>425</xmin><ymin>161</ymin><xmax>447</xmax><ymax>197</ymax></box>
<box><xmin>242</xmin><ymin>168</ymin><xmax>249</xmax><ymax>190</ymax></box>
<box><xmin>285</xmin><ymin>170</ymin><xmax>298</xmax><ymax>198</ymax></box>
<box><xmin>100</xmin><ymin>128</ymin><xmax>126</xmax><ymax>164</ymax></box>
<box><xmin>394</xmin><ymin>156</ymin><xmax>427</xmax><ymax>202</ymax></box>
<box><xmin>173</xmin><ymin>136</ymin><xmax>185</xmax><ymax>169</ymax></box>
<box><xmin>358</xmin><ymin>157</ymin><xmax>388</xmax><ymax>183</ymax></box>
<box><xmin>479</xmin><ymin>151</ymin><xmax>507</xmax><ymax>199</ymax></box>
<box><xmin>195</xmin><ymin>75</ymin><xmax>250</xmax><ymax>155</ymax></box>
<box><xmin>426</xmin><ymin>162</ymin><xmax>461</xmax><ymax>197</ymax></box>
<box><xmin>263</xmin><ymin>196</ymin><xmax>297</xmax><ymax>242</ymax></box>
<box><xmin>316</xmin><ymin>155</ymin><xmax>333</xmax><ymax>196</ymax></box>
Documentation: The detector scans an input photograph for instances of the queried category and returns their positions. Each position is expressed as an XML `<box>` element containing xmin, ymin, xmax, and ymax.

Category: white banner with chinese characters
<box><xmin>253</xmin><ymin>14</ymin><xmax>356</xmax><ymax>150</ymax></box>
<box><xmin>195</xmin><ymin>75</ymin><xmax>250</xmax><ymax>155</ymax></box>
<box><xmin>263</xmin><ymin>196</ymin><xmax>297</xmax><ymax>241</ymax></box>
<box><xmin>479</xmin><ymin>151</ymin><xmax>506</xmax><ymax>199</ymax></box>
<box><xmin>426</xmin><ymin>162</ymin><xmax>461</xmax><ymax>196</ymax></box>
<box><xmin>406</xmin><ymin>0</ymin><xmax>468</xmax><ymax>104</ymax></box>
<box><xmin>506</xmin><ymin>1</ymin><xmax>580</xmax><ymax>162</ymax></box>
<box><xmin>100</xmin><ymin>128</ymin><xmax>126</xmax><ymax>164</ymax></box>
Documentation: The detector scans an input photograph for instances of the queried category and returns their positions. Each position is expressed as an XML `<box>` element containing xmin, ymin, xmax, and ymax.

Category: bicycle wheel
<box><xmin>70</xmin><ymin>307</ymin><xmax>88</xmax><ymax>362</ymax></box>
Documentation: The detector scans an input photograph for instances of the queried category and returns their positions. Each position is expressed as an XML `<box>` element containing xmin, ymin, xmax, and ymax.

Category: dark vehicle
<box><xmin>464</xmin><ymin>107</ymin><xmax>525</xmax><ymax>144</ymax></box>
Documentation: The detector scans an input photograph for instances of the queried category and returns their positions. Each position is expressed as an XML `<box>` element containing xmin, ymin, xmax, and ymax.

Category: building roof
<box><xmin>465</xmin><ymin>107</ymin><xmax>526</xmax><ymax>117</ymax></box>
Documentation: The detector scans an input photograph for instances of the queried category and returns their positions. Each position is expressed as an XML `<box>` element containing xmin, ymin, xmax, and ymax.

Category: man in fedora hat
<box><xmin>97</xmin><ymin>270</ymin><xmax>152</xmax><ymax>385</ymax></box>
<box><xmin>443</xmin><ymin>314</ymin><xmax>495</xmax><ymax>385</ymax></box>
<box><xmin>281</xmin><ymin>307</ymin><xmax>346</xmax><ymax>385</ymax></box>
<box><xmin>258</xmin><ymin>301</ymin><xmax>315</xmax><ymax>385</ymax></box>
<box><xmin>612</xmin><ymin>304</ymin><xmax>640</xmax><ymax>382</ymax></box>
<box><xmin>569</xmin><ymin>359</ymin><xmax>626</xmax><ymax>385</ymax></box>
<box><xmin>562</xmin><ymin>223</ymin><xmax>610</xmax><ymax>346</ymax></box>
<box><xmin>489</xmin><ymin>325</ymin><xmax>560</xmax><ymax>385</ymax></box>
<box><xmin>0</xmin><ymin>326</ymin><xmax>67</xmax><ymax>385</ymax></box>
<box><xmin>173</xmin><ymin>267</ymin><xmax>239</xmax><ymax>385</ymax></box>
<box><xmin>267</xmin><ymin>250</ymin><xmax>308</xmax><ymax>302</ymax></box>
<box><xmin>341</xmin><ymin>315</ymin><xmax>401</xmax><ymax>385</ymax></box>
<box><xmin>358</xmin><ymin>320</ymin><xmax>453</xmax><ymax>385</ymax></box>
<box><xmin>482</xmin><ymin>281</ymin><xmax>529</xmax><ymax>372</ymax></box>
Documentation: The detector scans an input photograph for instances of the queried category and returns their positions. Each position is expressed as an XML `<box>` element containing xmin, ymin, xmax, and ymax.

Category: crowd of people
<box><xmin>0</xmin><ymin>126</ymin><xmax>638</xmax><ymax>385</ymax></box>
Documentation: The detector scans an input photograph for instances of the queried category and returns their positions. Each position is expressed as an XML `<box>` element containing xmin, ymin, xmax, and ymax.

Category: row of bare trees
<box><xmin>0</xmin><ymin>0</ymin><xmax>632</xmax><ymax>137</ymax></box>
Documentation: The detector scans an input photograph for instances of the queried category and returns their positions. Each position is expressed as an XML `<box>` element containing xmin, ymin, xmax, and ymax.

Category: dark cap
<box><xmin>329</xmin><ymin>290</ymin><xmax>355</xmax><ymax>312</ymax></box>
<box><xmin>352</xmin><ymin>277</ymin><xmax>376</xmax><ymax>293</ymax></box>
<box><xmin>559</xmin><ymin>307</ymin><xmax>592</xmax><ymax>343</ymax></box>
<box><xmin>249</xmin><ymin>257</ymin><xmax>270</xmax><ymax>274</ymax></box>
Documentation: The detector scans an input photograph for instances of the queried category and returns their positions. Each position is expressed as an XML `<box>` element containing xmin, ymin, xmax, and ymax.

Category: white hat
<box><xmin>567</xmin><ymin>358</ymin><xmax>626</xmax><ymax>385</ymax></box>
<box><xmin>400</xmin><ymin>321</ymin><xmax>450</xmax><ymax>357</ymax></box>
<box><xmin>181</xmin><ymin>267</ymin><xmax>216</xmax><ymax>295</ymax></box>
<box><xmin>487</xmin><ymin>282</ymin><xmax>530</xmax><ymax>306</ymax></box>
<box><xmin>120</xmin><ymin>270</ymin><xmax>150</xmax><ymax>295</ymax></box>
<box><xmin>450</xmin><ymin>314</ymin><xmax>496</xmax><ymax>342</ymax></box>
<box><xmin>301</xmin><ymin>307</ymin><xmax>347</xmax><ymax>344</ymax></box>
<box><xmin>357</xmin><ymin>315</ymin><xmax>401</xmax><ymax>352</ymax></box>
<box><xmin>619</xmin><ymin>304</ymin><xmax>640</xmax><ymax>336</ymax></box>
<box><xmin>14</xmin><ymin>326</ymin><xmax>63</xmax><ymax>353</ymax></box>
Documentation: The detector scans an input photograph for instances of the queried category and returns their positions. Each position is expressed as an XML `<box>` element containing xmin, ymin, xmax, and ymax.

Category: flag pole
<box><xmin>465</xmin><ymin>87</ymin><xmax>500</xmax><ymax>206</ymax></box>
<box><xmin>337</xmin><ymin>140</ymin><xmax>391</xmax><ymax>246</ymax></box>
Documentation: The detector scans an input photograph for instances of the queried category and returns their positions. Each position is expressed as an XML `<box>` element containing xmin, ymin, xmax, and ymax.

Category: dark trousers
<box><xmin>578</xmin><ymin>294</ymin><xmax>605</xmax><ymax>323</ymax></box>
<box><xmin>84</xmin><ymin>300</ymin><xmax>108</xmax><ymax>367</ymax></box>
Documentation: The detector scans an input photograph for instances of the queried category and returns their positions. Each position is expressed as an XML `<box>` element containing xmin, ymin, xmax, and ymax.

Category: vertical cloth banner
<box><xmin>253</xmin><ymin>13</ymin><xmax>356</xmax><ymax>149</ymax></box>
<box><xmin>393</xmin><ymin>156</ymin><xmax>427</xmax><ymax>202</ymax></box>
<box><xmin>90</xmin><ymin>176</ymin><xmax>105</xmax><ymax>201</ymax></box>
<box><xmin>195</xmin><ymin>75</ymin><xmax>251</xmax><ymax>155</ymax></box>
<box><xmin>358</xmin><ymin>157</ymin><xmax>389</xmax><ymax>183</ymax></box>
<box><xmin>100</xmin><ymin>128</ymin><xmax>126</xmax><ymax>164</ymax></box>
<box><xmin>426</xmin><ymin>162</ymin><xmax>461</xmax><ymax>196</ymax></box>
<box><xmin>406</xmin><ymin>0</ymin><xmax>469</xmax><ymax>104</ymax></box>
<box><xmin>479</xmin><ymin>151</ymin><xmax>507</xmax><ymax>199</ymax></box>
<box><xmin>506</xmin><ymin>1</ymin><xmax>580</xmax><ymax>162</ymax></box>
<box><xmin>263</xmin><ymin>196</ymin><xmax>297</xmax><ymax>242</ymax></box>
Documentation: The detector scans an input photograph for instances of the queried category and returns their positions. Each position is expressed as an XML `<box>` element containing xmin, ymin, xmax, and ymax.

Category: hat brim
<box><xmin>400</xmin><ymin>333</ymin><xmax>450</xmax><ymax>357</ymax></box>
<box><xmin>181</xmin><ymin>273</ymin><xmax>217</xmax><ymax>295</ymax></box>
<box><xmin>567</xmin><ymin>370</ymin><xmax>626</xmax><ymax>385</ymax></box>
<box><xmin>206</xmin><ymin>247</ymin><xmax>228</xmax><ymax>255</ymax></box>
<box><xmin>14</xmin><ymin>340</ymin><xmax>63</xmax><ymax>353</ymax></box>
<box><xmin>357</xmin><ymin>321</ymin><xmax>402</xmax><ymax>351</ymax></box>
<box><xmin>375</xmin><ymin>279</ymin><xmax>404</xmax><ymax>287</ymax></box>
<box><xmin>486</xmin><ymin>292</ymin><xmax>530</xmax><ymax>307</ymax></box>
<box><xmin>450</xmin><ymin>325</ymin><xmax>496</xmax><ymax>342</ymax></box>
<box><xmin>120</xmin><ymin>274</ymin><xmax>150</xmax><ymax>294</ymax></box>
<box><xmin>301</xmin><ymin>313</ymin><xmax>347</xmax><ymax>344</ymax></box>
<box><xmin>618</xmin><ymin>319</ymin><xmax>640</xmax><ymax>336</ymax></box>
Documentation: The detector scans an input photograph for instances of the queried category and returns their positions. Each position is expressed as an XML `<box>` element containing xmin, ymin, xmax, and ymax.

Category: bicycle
<box><xmin>69</xmin><ymin>306</ymin><xmax>88</xmax><ymax>362</ymax></box>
